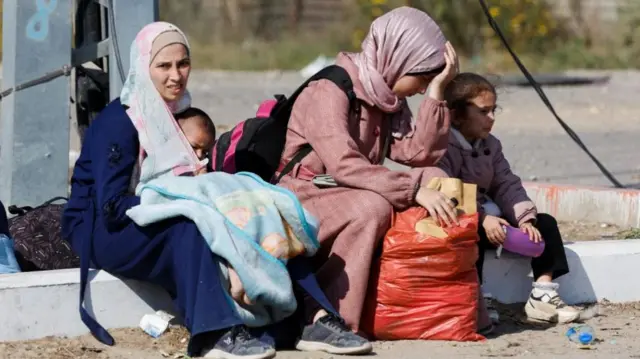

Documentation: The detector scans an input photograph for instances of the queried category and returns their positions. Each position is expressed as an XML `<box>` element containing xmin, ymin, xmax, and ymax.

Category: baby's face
<box><xmin>180</xmin><ymin>116</ymin><xmax>215</xmax><ymax>161</ymax></box>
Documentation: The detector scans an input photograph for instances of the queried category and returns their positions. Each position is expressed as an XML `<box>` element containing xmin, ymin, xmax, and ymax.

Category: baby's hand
<box><xmin>228</xmin><ymin>267</ymin><xmax>253</xmax><ymax>306</ymax></box>
<box><xmin>195</xmin><ymin>167</ymin><xmax>208</xmax><ymax>176</ymax></box>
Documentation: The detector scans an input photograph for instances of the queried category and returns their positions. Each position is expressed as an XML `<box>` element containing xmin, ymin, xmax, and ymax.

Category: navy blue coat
<box><xmin>0</xmin><ymin>201</ymin><xmax>8</xmax><ymax>236</ymax></box>
<box><xmin>62</xmin><ymin>99</ymin><xmax>335</xmax><ymax>355</ymax></box>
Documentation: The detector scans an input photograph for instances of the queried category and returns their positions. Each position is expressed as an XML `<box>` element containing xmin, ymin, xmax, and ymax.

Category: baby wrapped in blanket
<box><xmin>127</xmin><ymin>171</ymin><xmax>320</xmax><ymax>327</ymax></box>
<box><xmin>174</xmin><ymin>107</ymin><xmax>311</xmax><ymax>296</ymax></box>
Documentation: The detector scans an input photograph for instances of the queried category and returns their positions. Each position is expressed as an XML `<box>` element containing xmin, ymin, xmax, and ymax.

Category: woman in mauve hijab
<box><xmin>277</xmin><ymin>6</ymin><xmax>460</xmax><ymax>332</ymax></box>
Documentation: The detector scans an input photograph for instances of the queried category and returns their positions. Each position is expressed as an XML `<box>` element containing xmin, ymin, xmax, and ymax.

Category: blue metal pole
<box><xmin>107</xmin><ymin>0</ymin><xmax>159</xmax><ymax>100</ymax></box>
<box><xmin>0</xmin><ymin>0</ymin><xmax>72</xmax><ymax>207</ymax></box>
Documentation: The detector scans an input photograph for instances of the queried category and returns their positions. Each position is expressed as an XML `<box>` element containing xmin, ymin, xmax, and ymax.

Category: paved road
<box><xmin>4</xmin><ymin>66</ymin><xmax>640</xmax><ymax>189</ymax></box>
<box><xmin>185</xmin><ymin>70</ymin><xmax>640</xmax><ymax>188</ymax></box>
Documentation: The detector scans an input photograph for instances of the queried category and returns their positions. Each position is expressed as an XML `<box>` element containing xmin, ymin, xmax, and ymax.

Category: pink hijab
<box><xmin>348</xmin><ymin>7</ymin><xmax>447</xmax><ymax>114</ymax></box>
<box><xmin>121</xmin><ymin>22</ymin><xmax>206</xmax><ymax>186</ymax></box>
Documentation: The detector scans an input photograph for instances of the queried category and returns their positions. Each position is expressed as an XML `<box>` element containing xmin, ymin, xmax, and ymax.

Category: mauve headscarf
<box><xmin>348</xmin><ymin>7</ymin><xmax>447</xmax><ymax>114</ymax></box>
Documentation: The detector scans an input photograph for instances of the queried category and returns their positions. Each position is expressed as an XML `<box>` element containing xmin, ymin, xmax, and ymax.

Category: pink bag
<box><xmin>256</xmin><ymin>99</ymin><xmax>277</xmax><ymax>118</ymax></box>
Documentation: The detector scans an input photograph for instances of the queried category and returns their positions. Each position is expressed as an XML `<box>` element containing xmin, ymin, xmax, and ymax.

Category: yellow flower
<box><xmin>371</xmin><ymin>6</ymin><xmax>383</xmax><ymax>17</ymax></box>
<box><xmin>514</xmin><ymin>13</ymin><xmax>526</xmax><ymax>23</ymax></box>
<box><xmin>510</xmin><ymin>18</ymin><xmax>521</xmax><ymax>33</ymax></box>
<box><xmin>489</xmin><ymin>6</ymin><xmax>501</xmax><ymax>17</ymax></box>
<box><xmin>371</xmin><ymin>0</ymin><xmax>387</xmax><ymax>5</ymax></box>
<box><xmin>509</xmin><ymin>12</ymin><xmax>525</xmax><ymax>32</ymax></box>
<box><xmin>537</xmin><ymin>24</ymin><xmax>548</xmax><ymax>36</ymax></box>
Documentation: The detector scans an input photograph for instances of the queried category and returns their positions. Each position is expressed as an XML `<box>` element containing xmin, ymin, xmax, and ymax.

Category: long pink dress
<box><xmin>278</xmin><ymin>53</ymin><xmax>450</xmax><ymax>331</ymax></box>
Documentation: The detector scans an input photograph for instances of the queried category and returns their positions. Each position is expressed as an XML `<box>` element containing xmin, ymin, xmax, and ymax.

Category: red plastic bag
<box><xmin>361</xmin><ymin>205</ymin><xmax>484</xmax><ymax>342</ymax></box>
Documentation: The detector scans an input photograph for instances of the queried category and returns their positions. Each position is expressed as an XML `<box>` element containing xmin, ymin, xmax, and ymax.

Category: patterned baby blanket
<box><xmin>127</xmin><ymin>171</ymin><xmax>320</xmax><ymax>326</ymax></box>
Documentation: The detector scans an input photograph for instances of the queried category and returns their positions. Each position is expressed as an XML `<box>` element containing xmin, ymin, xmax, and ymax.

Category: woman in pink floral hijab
<box><xmin>278</xmin><ymin>6</ymin><xmax>460</xmax><ymax>332</ymax></box>
<box><xmin>63</xmin><ymin>21</ymin><xmax>373</xmax><ymax>359</ymax></box>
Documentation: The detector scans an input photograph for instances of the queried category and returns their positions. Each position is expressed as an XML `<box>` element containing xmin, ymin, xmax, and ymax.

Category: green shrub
<box><xmin>616</xmin><ymin>0</ymin><xmax>640</xmax><ymax>68</ymax></box>
<box><xmin>1</xmin><ymin>0</ymin><xmax>635</xmax><ymax>71</ymax></box>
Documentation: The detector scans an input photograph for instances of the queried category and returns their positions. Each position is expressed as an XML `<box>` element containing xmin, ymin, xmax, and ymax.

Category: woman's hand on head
<box><xmin>434</xmin><ymin>42</ymin><xmax>459</xmax><ymax>86</ymax></box>
<box><xmin>427</xmin><ymin>42</ymin><xmax>459</xmax><ymax>101</ymax></box>
<box><xmin>415</xmin><ymin>187</ymin><xmax>459</xmax><ymax>227</ymax></box>
<box><xmin>482</xmin><ymin>215</ymin><xmax>509</xmax><ymax>246</ymax></box>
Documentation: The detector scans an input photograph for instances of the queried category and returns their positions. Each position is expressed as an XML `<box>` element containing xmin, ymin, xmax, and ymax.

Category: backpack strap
<box><xmin>272</xmin><ymin>65</ymin><xmax>357</xmax><ymax>120</ymax></box>
<box><xmin>7</xmin><ymin>196</ymin><xmax>68</xmax><ymax>216</ymax></box>
<box><xmin>7</xmin><ymin>205</ymin><xmax>33</xmax><ymax>216</ymax></box>
<box><xmin>276</xmin><ymin>145</ymin><xmax>313</xmax><ymax>183</ymax></box>
<box><xmin>275</xmin><ymin>65</ymin><xmax>360</xmax><ymax>183</ymax></box>
<box><xmin>41</xmin><ymin>196</ymin><xmax>69</xmax><ymax>207</ymax></box>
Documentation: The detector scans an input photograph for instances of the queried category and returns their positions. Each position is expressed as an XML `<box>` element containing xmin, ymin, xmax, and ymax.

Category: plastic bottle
<box><xmin>566</xmin><ymin>325</ymin><xmax>595</xmax><ymax>346</ymax></box>
<box><xmin>0</xmin><ymin>234</ymin><xmax>21</xmax><ymax>274</ymax></box>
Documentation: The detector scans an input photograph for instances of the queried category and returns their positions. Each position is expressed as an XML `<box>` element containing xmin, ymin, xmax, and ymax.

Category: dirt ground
<box><xmin>557</xmin><ymin>221</ymin><xmax>640</xmax><ymax>241</ymax></box>
<box><xmin>1</xmin><ymin>301</ymin><xmax>638</xmax><ymax>359</ymax></box>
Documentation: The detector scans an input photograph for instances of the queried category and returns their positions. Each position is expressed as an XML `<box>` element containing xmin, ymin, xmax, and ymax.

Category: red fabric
<box><xmin>361</xmin><ymin>207</ymin><xmax>485</xmax><ymax>342</ymax></box>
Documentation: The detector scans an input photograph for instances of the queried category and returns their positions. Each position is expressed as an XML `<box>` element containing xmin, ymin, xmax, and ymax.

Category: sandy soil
<box><xmin>2</xmin><ymin>301</ymin><xmax>638</xmax><ymax>359</ymax></box>
<box><xmin>557</xmin><ymin>221</ymin><xmax>640</xmax><ymax>241</ymax></box>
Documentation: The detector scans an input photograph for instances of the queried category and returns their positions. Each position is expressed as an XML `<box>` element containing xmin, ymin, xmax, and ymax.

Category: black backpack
<box><xmin>209</xmin><ymin>65</ymin><xmax>359</xmax><ymax>183</ymax></box>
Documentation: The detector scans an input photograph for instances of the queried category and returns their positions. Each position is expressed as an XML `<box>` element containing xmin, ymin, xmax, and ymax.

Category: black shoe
<box><xmin>201</xmin><ymin>325</ymin><xmax>276</xmax><ymax>359</ymax></box>
<box><xmin>296</xmin><ymin>313</ymin><xmax>373</xmax><ymax>355</ymax></box>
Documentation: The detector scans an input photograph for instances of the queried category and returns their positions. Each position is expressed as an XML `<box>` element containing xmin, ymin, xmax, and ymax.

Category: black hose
<box><xmin>107</xmin><ymin>0</ymin><xmax>126</xmax><ymax>83</ymax></box>
<box><xmin>478</xmin><ymin>0</ymin><xmax>624</xmax><ymax>188</ymax></box>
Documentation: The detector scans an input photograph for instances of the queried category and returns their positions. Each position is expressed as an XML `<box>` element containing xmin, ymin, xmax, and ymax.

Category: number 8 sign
<box><xmin>26</xmin><ymin>0</ymin><xmax>59</xmax><ymax>42</ymax></box>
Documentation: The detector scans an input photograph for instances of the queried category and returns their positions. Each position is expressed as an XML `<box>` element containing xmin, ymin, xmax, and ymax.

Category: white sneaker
<box><xmin>525</xmin><ymin>288</ymin><xmax>581</xmax><ymax>324</ymax></box>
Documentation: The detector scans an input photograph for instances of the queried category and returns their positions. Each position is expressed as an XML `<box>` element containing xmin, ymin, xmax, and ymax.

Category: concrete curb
<box><xmin>2</xmin><ymin>180</ymin><xmax>639</xmax><ymax>342</ymax></box>
<box><xmin>523</xmin><ymin>182</ymin><xmax>640</xmax><ymax>228</ymax></box>
<box><xmin>2</xmin><ymin>239</ymin><xmax>640</xmax><ymax>342</ymax></box>
<box><xmin>0</xmin><ymin>269</ymin><xmax>174</xmax><ymax>342</ymax></box>
<box><xmin>386</xmin><ymin>158</ymin><xmax>640</xmax><ymax>228</ymax></box>
<box><xmin>484</xmin><ymin>239</ymin><xmax>640</xmax><ymax>305</ymax></box>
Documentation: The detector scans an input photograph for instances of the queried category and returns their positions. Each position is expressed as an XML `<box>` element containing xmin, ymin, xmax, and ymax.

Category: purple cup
<box><xmin>502</xmin><ymin>225</ymin><xmax>545</xmax><ymax>258</ymax></box>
